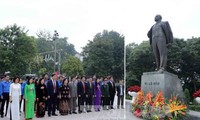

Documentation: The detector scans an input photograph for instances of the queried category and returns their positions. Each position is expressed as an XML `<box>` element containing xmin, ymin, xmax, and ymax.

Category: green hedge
<box><xmin>189</xmin><ymin>105</ymin><xmax>200</xmax><ymax>112</ymax></box>
<box><xmin>126</xmin><ymin>94</ymin><xmax>132</xmax><ymax>100</ymax></box>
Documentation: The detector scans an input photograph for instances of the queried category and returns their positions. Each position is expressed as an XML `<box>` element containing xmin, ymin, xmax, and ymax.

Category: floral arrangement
<box><xmin>132</xmin><ymin>91</ymin><xmax>188</xmax><ymax>120</ymax></box>
<box><xmin>127</xmin><ymin>85</ymin><xmax>141</xmax><ymax>92</ymax></box>
<box><xmin>193</xmin><ymin>89</ymin><xmax>200</xmax><ymax>98</ymax></box>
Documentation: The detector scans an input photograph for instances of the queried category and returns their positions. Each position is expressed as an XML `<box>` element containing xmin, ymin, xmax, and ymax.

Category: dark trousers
<box><xmin>1</xmin><ymin>93</ymin><xmax>9</xmax><ymax>116</ymax></box>
<box><xmin>110</xmin><ymin>95</ymin><xmax>115</xmax><ymax>107</ymax></box>
<box><xmin>0</xmin><ymin>97</ymin><xmax>2</xmax><ymax>114</ymax></box>
<box><xmin>78</xmin><ymin>94</ymin><xmax>86</xmax><ymax>112</ymax></box>
<box><xmin>117</xmin><ymin>95</ymin><xmax>124</xmax><ymax>108</ymax></box>
<box><xmin>57</xmin><ymin>98</ymin><xmax>60</xmax><ymax>110</ymax></box>
<box><xmin>103</xmin><ymin>97</ymin><xmax>110</xmax><ymax>109</ymax></box>
<box><xmin>86</xmin><ymin>95</ymin><xmax>93</xmax><ymax>111</ymax></box>
<box><xmin>48</xmin><ymin>94</ymin><xmax>57</xmax><ymax>115</ymax></box>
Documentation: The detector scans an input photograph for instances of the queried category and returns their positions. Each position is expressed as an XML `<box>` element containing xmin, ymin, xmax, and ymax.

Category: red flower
<box><xmin>133</xmin><ymin>108</ymin><xmax>142</xmax><ymax>117</ymax></box>
<box><xmin>193</xmin><ymin>89</ymin><xmax>200</xmax><ymax>98</ymax></box>
<box><xmin>127</xmin><ymin>85</ymin><xmax>141</xmax><ymax>92</ymax></box>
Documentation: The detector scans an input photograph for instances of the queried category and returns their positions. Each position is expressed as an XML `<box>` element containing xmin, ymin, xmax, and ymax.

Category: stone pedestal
<box><xmin>141</xmin><ymin>71</ymin><xmax>184</xmax><ymax>100</ymax></box>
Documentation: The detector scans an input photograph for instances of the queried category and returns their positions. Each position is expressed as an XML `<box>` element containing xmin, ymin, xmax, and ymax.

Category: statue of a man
<box><xmin>147</xmin><ymin>15</ymin><xmax>173</xmax><ymax>72</ymax></box>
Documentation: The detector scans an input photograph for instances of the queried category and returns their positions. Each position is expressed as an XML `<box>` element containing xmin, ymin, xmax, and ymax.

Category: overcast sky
<box><xmin>0</xmin><ymin>0</ymin><xmax>200</xmax><ymax>52</ymax></box>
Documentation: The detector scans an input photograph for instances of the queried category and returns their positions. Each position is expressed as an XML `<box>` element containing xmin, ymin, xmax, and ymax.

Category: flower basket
<box><xmin>127</xmin><ymin>85</ymin><xmax>141</xmax><ymax>92</ymax></box>
<box><xmin>127</xmin><ymin>85</ymin><xmax>141</xmax><ymax>103</ymax></box>
<box><xmin>132</xmin><ymin>91</ymin><xmax>188</xmax><ymax>120</ymax></box>
<box><xmin>193</xmin><ymin>89</ymin><xmax>200</xmax><ymax>104</ymax></box>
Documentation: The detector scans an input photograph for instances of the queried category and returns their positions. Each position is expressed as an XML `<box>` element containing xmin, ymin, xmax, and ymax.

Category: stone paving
<box><xmin>1</xmin><ymin>95</ymin><xmax>126</xmax><ymax>120</ymax></box>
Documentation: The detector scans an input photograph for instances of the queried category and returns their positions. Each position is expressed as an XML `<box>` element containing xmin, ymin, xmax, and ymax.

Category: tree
<box><xmin>0</xmin><ymin>24</ymin><xmax>37</xmax><ymax>76</ymax></box>
<box><xmin>126</xmin><ymin>41</ymin><xmax>154</xmax><ymax>87</ymax></box>
<box><xmin>62</xmin><ymin>56</ymin><xmax>84</xmax><ymax>76</ymax></box>
<box><xmin>34</xmin><ymin>30</ymin><xmax>77</xmax><ymax>74</ymax></box>
<box><xmin>82</xmin><ymin>30</ymin><xmax>124</xmax><ymax>80</ymax></box>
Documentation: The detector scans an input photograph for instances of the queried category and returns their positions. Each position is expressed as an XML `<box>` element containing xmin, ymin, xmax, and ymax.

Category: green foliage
<box><xmin>33</xmin><ymin>31</ymin><xmax>77</xmax><ymax>74</ymax></box>
<box><xmin>82</xmin><ymin>30</ymin><xmax>124</xmax><ymax>80</ymax></box>
<box><xmin>189</xmin><ymin>105</ymin><xmax>200</xmax><ymax>112</ymax></box>
<box><xmin>184</xmin><ymin>88</ymin><xmax>191</xmax><ymax>104</ymax></box>
<box><xmin>62</xmin><ymin>56</ymin><xmax>84</xmax><ymax>76</ymax></box>
<box><xmin>0</xmin><ymin>24</ymin><xmax>37</xmax><ymax>76</ymax></box>
<box><xmin>126</xmin><ymin>41</ymin><xmax>154</xmax><ymax>87</ymax></box>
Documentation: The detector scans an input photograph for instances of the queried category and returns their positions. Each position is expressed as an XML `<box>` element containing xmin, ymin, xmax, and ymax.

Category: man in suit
<box><xmin>86</xmin><ymin>77</ymin><xmax>94</xmax><ymax>112</ymax></box>
<box><xmin>77</xmin><ymin>76</ymin><xmax>87</xmax><ymax>113</ymax></box>
<box><xmin>69</xmin><ymin>76</ymin><xmax>78</xmax><ymax>114</ymax></box>
<box><xmin>116</xmin><ymin>80</ymin><xmax>124</xmax><ymax>109</ymax></box>
<box><xmin>108</xmin><ymin>76</ymin><xmax>116</xmax><ymax>109</ymax></box>
<box><xmin>47</xmin><ymin>73</ymin><xmax>59</xmax><ymax>117</ymax></box>
<box><xmin>101</xmin><ymin>78</ymin><xmax>110</xmax><ymax>110</ymax></box>
<box><xmin>147</xmin><ymin>14</ymin><xmax>173</xmax><ymax>72</ymax></box>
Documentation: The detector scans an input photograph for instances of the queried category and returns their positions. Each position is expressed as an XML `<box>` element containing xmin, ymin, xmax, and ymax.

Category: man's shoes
<box><xmin>87</xmin><ymin>110</ymin><xmax>91</xmax><ymax>112</ymax></box>
<box><xmin>72</xmin><ymin>111</ymin><xmax>77</xmax><ymax>114</ymax></box>
<box><xmin>52</xmin><ymin>114</ymin><xmax>58</xmax><ymax>116</ymax></box>
<box><xmin>110</xmin><ymin>106</ymin><xmax>114</xmax><ymax>109</ymax></box>
<box><xmin>48</xmin><ymin>114</ymin><xmax>51</xmax><ymax>117</ymax></box>
<box><xmin>1</xmin><ymin>115</ymin><xmax>3</xmax><ymax>118</ymax></box>
<box><xmin>79</xmin><ymin>111</ymin><xmax>82</xmax><ymax>114</ymax></box>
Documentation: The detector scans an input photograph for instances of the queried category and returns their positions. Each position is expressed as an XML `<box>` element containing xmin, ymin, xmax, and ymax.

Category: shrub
<box><xmin>184</xmin><ymin>88</ymin><xmax>191</xmax><ymax>104</ymax></box>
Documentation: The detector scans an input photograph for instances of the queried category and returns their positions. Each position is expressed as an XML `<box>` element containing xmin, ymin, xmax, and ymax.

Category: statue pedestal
<box><xmin>141</xmin><ymin>71</ymin><xmax>184</xmax><ymax>100</ymax></box>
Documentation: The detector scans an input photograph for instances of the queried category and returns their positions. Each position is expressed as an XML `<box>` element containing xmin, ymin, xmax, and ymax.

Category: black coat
<box><xmin>36</xmin><ymin>84</ymin><xmax>48</xmax><ymax>101</ymax></box>
<box><xmin>108</xmin><ymin>81</ymin><xmax>116</xmax><ymax>97</ymax></box>
<box><xmin>47</xmin><ymin>80</ymin><xmax>59</xmax><ymax>96</ymax></box>
<box><xmin>77</xmin><ymin>81</ymin><xmax>87</xmax><ymax>96</ymax></box>
<box><xmin>116</xmin><ymin>85</ymin><xmax>124</xmax><ymax>96</ymax></box>
<box><xmin>86</xmin><ymin>82</ymin><xmax>94</xmax><ymax>96</ymax></box>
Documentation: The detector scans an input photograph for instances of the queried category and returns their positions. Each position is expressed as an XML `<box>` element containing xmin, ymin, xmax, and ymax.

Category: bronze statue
<box><xmin>147</xmin><ymin>15</ymin><xmax>173</xmax><ymax>72</ymax></box>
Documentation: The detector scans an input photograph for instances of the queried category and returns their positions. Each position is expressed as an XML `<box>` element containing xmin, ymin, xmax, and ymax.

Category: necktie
<box><xmin>54</xmin><ymin>81</ymin><xmax>56</xmax><ymax>93</ymax></box>
<box><xmin>82</xmin><ymin>82</ymin><xmax>85</xmax><ymax>93</ymax></box>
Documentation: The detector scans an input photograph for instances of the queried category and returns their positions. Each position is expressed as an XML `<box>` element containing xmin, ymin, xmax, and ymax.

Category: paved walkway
<box><xmin>1</xmin><ymin>95</ymin><xmax>125</xmax><ymax>120</ymax></box>
<box><xmin>1</xmin><ymin>109</ymin><xmax>124</xmax><ymax>120</ymax></box>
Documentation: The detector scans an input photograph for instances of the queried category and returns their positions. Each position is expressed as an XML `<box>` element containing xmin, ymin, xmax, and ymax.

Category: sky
<box><xmin>0</xmin><ymin>0</ymin><xmax>200</xmax><ymax>53</ymax></box>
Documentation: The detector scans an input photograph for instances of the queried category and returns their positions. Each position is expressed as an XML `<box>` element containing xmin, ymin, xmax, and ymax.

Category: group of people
<box><xmin>0</xmin><ymin>73</ymin><xmax>124</xmax><ymax>120</ymax></box>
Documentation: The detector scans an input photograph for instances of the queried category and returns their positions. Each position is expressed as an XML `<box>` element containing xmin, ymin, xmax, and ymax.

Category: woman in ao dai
<box><xmin>9</xmin><ymin>77</ymin><xmax>21</xmax><ymax>120</ymax></box>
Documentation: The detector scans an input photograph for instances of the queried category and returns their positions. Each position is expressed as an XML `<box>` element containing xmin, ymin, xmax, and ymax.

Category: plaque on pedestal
<box><xmin>141</xmin><ymin>71</ymin><xmax>184</xmax><ymax>100</ymax></box>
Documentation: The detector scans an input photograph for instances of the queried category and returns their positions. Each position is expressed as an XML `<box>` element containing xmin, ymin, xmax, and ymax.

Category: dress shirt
<box><xmin>2</xmin><ymin>80</ymin><xmax>11</xmax><ymax>93</ymax></box>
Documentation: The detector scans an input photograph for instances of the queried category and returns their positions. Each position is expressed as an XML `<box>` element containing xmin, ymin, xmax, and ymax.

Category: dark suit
<box><xmin>101</xmin><ymin>84</ymin><xmax>110</xmax><ymax>109</ymax></box>
<box><xmin>77</xmin><ymin>81</ymin><xmax>87</xmax><ymax>112</ymax></box>
<box><xmin>47</xmin><ymin>80</ymin><xmax>59</xmax><ymax>116</ymax></box>
<box><xmin>116</xmin><ymin>85</ymin><xmax>124</xmax><ymax>108</ymax></box>
<box><xmin>108</xmin><ymin>81</ymin><xmax>116</xmax><ymax>108</ymax></box>
<box><xmin>86</xmin><ymin>82</ymin><xmax>94</xmax><ymax>111</ymax></box>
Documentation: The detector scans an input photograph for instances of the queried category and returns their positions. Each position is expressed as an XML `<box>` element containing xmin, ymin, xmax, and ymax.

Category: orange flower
<box><xmin>167</xmin><ymin>104</ymin><xmax>187</xmax><ymax>113</ymax></box>
<box><xmin>145</xmin><ymin>92</ymin><xmax>153</xmax><ymax>102</ymax></box>
<box><xmin>133</xmin><ymin>91</ymin><xmax>144</xmax><ymax>106</ymax></box>
<box><xmin>152</xmin><ymin>91</ymin><xmax>164</xmax><ymax>107</ymax></box>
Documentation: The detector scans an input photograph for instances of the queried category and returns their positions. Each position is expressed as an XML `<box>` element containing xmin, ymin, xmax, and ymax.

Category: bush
<box><xmin>189</xmin><ymin>105</ymin><xmax>200</xmax><ymax>112</ymax></box>
<box><xmin>126</xmin><ymin>94</ymin><xmax>132</xmax><ymax>100</ymax></box>
<box><xmin>184</xmin><ymin>88</ymin><xmax>191</xmax><ymax>104</ymax></box>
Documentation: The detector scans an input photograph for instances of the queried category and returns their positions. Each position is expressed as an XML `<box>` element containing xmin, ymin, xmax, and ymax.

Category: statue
<box><xmin>147</xmin><ymin>15</ymin><xmax>173</xmax><ymax>72</ymax></box>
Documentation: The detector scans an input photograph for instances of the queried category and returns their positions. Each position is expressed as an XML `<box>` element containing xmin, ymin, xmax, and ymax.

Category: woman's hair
<box><xmin>62</xmin><ymin>78</ymin><xmax>68</xmax><ymax>85</ymax></box>
<box><xmin>39</xmin><ymin>78</ymin><xmax>44</xmax><ymax>85</ymax></box>
<box><xmin>13</xmin><ymin>76</ymin><xmax>20</xmax><ymax>83</ymax></box>
<box><xmin>27</xmin><ymin>76</ymin><xmax>33</xmax><ymax>85</ymax></box>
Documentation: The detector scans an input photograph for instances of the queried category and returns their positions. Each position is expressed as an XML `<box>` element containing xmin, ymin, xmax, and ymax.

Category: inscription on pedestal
<box><xmin>141</xmin><ymin>71</ymin><xmax>184</xmax><ymax>100</ymax></box>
